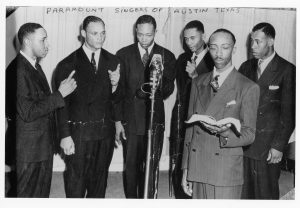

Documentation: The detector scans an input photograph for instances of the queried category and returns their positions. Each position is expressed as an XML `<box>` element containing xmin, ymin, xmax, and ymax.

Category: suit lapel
<box><xmin>196</xmin><ymin>72</ymin><xmax>212</xmax><ymax>111</ymax></box>
<box><xmin>133</xmin><ymin>43</ymin><xmax>146</xmax><ymax>89</ymax></box>
<box><xmin>76</xmin><ymin>48</ymin><xmax>98</xmax><ymax>103</ymax></box>
<box><xmin>257</xmin><ymin>54</ymin><xmax>280</xmax><ymax>97</ymax></box>
<box><xmin>205</xmin><ymin>69</ymin><xmax>237</xmax><ymax>117</ymax></box>
<box><xmin>195</xmin><ymin>51</ymin><xmax>209</xmax><ymax>75</ymax></box>
<box><xmin>19</xmin><ymin>54</ymin><xmax>51</xmax><ymax>94</ymax></box>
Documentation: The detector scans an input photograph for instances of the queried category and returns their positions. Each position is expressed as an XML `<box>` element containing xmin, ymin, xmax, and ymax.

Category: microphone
<box><xmin>149</xmin><ymin>54</ymin><xmax>164</xmax><ymax>90</ymax></box>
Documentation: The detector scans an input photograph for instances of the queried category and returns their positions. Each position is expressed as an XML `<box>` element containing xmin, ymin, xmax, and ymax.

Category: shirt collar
<box><xmin>82</xmin><ymin>43</ymin><xmax>101</xmax><ymax>65</ymax></box>
<box><xmin>192</xmin><ymin>47</ymin><xmax>208</xmax><ymax>66</ymax></box>
<box><xmin>213</xmin><ymin>65</ymin><xmax>235</xmax><ymax>87</ymax></box>
<box><xmin>258</xmin><ymin>51</ymin><xmax>276</xmax><ymax>73</ymax></box>
<box><xmin>20</xmin><ymin>50</ymin><xmax>37</xmax><ymax>69</ymax></box>
<box><xmin>138</xmin><ymin>42</ymin><xmax>155</xmax><ymax>58</ymax></box>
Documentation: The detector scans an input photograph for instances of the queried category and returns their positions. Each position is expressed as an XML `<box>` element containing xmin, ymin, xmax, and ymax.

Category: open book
<box><xmin>185</xmin><ymin>114</ymin><xmax>241</xmax><ymax>137</ymax></box>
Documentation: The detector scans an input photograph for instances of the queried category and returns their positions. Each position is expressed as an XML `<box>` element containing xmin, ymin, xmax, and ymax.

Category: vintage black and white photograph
<box><xmin>1</xmin><ymin>0</ymin><xmax>297</xmax><ymax>204</ymax></box>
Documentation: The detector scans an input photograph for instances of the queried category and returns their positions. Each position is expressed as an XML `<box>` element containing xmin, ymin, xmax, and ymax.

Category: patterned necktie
<box><xmin>210</xmin><ymin>75</ymin><xmax>220</xmax><ymax>93</ymax></box>
<box><xmin>91</xmin><ymin>52</ymin><xmax>97</xmax><ymax>73</ymax></box>
<box><xmin>142</xmin><ymin>48</ymin><xmax>149</xmax><ymax>67</ymax></box>
<box><xmin>257</xmin><ymin>59</ymin><xmax>263</xmax><ymax>79</ymax></box>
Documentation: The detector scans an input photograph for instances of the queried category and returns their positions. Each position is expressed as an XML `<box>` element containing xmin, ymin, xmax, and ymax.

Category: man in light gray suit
<box><xmin>181</xmin><ymin>29</ymin><xmax>260</xmax><ymax>199</ymax></box>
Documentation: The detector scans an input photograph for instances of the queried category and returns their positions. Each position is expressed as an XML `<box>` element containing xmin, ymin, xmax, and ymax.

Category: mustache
<box><xmin>214</xmin><ymin>57</ymin><xmax>224</xmax><ymax>61</ymax></box>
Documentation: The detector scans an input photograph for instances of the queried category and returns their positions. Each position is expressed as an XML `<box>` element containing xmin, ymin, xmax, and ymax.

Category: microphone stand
<box><xmin>143</xmin><ymin>70</ymin><xmax>158</xmax><ymax>199</ymax></box>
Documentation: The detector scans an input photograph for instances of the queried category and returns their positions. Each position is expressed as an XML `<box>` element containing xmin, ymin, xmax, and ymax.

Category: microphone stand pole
<box><xmin>143</xmin><ymin>74</ymin><xmax>157</xmax><ymax>199</ymax></box>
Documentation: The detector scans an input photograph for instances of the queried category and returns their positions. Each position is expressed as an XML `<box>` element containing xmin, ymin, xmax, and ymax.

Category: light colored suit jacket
<box><xmin>182</xmin><ymin>68</ymin><xmax>260</xmax><ymax>186</ymax></box>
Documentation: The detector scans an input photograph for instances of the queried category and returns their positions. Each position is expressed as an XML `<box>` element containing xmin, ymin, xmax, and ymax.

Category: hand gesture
<box><xmin>60</xmin><ymin>136</ymin><xmax>75</xmax><ymax>155</ymax></box>
<box><xmin>58</xmin><ymin>70</ymin><xmax>77</xmax><ymax>98</ymax></box>
<box><xmin>108</xmin><ymin>64</ymin><xmax>120</xmax><ymax>86</ymax></box>
<box><xmin>186</xmin><ymin>61</ymin><xmax>198</xmax><ymax>79</ymax></box>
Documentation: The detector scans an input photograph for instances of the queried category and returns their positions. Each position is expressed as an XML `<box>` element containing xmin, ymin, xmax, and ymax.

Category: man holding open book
<box><xmin>181</xmin><ymin>29</ymin><xmax>260</xmax><ymax>199</ymax></box>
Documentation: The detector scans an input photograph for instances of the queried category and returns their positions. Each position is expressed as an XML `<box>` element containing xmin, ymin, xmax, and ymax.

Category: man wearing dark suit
<box><xmin>5</xmin><ymin>23</ymin><xmax>77</xmax><ymax>197</ymax></box>
<box><xmin>181</xmin><ymin>29</ymin><xmax>260</xmax><ymax>199</ymax></box>
<box><xmin>116</xmin><ymin>15</ymin><xmax>176</xmax><ymax>198</ymax></box>
<box><xmin>239</xmin><ymin>22</ymin><xmax>295</xmax><ymax>199</ymax></box>
<box><xmin>170</xmin><ymin>20</ymin><xmax>214</xmax><ymax>199</ymax></box>
<box><xmin>54</xmin><ymin>16</ymin><xmax>122</xmax><ymax>198</ymax></box>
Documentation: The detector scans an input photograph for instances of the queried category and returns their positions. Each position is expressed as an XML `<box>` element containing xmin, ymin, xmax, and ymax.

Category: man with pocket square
<box><xmin>239</xmin><ymin>22</ymin><xmax>295</xmax><ymax>199</ymax></box>
<box><xmin>181</xmin><ymin>29</ymin><xmax>260</xmax><ymax>199</ymax></box>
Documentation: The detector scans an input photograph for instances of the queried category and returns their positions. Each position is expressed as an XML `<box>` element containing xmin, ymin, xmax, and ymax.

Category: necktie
<box><xmin>91</xmin><ymin>52</ymin><xmax>97</xmax><ymax>73</ymax></box>
<box><xmin>35</xmin><ymin>62</ymin><xmax>51</xmax><ymax>93</ymax></box>
<box><xmin>257</xmin><ymin>59</ymin><xmax>263</xmax><ymax>79</ymax></box>
<box><xmin>193</xmin><ymin>55</ymin><xmax>198</xmax><ymax>64</ymax></box>
<box><xmin>210</xmin><ymin>75</ymin><xmax>220</xmax><ymax>93</ymax></box>
<box><xmin>142</xmin><ymin>48</ymin><xmax>149</xmax><ymax>67</ymax></box>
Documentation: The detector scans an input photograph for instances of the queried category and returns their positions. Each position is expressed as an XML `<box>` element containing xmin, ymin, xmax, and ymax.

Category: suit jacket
<box><xmin>239</xmin><ymin>54</ymin><xmax>295</xmax><ymax>160</ymax></box>
<box><xmin>54</xmin><ymin>47</ymin><xmax>123</xmax><ymax>142</ymax></box>
<box><xmin>171</xmin><ymin>49</ymin><xmax>214</xmax><ymax>139</ymax></box>
<box><xmin>116</xmin><ymin>43</ymin><xmax>176</xmax><ymax>135</ymax></box>
<box><xmin>6</xmin><ymin>53</ymin><xmax>65</xmax><ymax>162</ymax></box>
<box><xmin>182</xmin><ymin>68</ymin><xmax>260</xmax><ymax>186</ymax></box>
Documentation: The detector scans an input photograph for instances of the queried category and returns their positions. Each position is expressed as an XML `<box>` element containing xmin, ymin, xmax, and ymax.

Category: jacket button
<box><xmin>215</xmin><ymin>153</ymin><xmax>219</xmax><ymax>155</ymax></box>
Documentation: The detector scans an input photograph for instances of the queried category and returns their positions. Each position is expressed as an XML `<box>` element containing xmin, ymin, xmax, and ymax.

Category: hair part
<box><xmin>252</xmin><ymin>22</ymin><xmax>276</xmax><ymax>39</ymax></box>
<box><xmin>135</xmin><ymin>15</ymin><xmax>157</xmax><ymax>30</ymax></box>
<box><xmin>208</xmin><ymin>28</ymin><xmax>236</xmax><ymax>45</ymax></box>
<box><xmin>82</xmin><ymin>16</ymin><xmax>105</xmax><ymax>31</ymax></box>
<box><xmin>17</xmin><ymin>23</ymin><xmax>43</xmax><ymax>45</ymax></box>
<box><xmin>184</xmin><ymin>20</ymin><xmax>204</xmax><ymax>33</ymax></box>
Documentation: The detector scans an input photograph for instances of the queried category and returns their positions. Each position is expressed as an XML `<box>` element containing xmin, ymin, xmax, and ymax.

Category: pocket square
<box><xmin>226</xmin><ymin>100</ymin><xmax>236</xmax><ymax>107</ymax></box>
<box><xmin>269</xmin><ymin>85</ymin><xmax>279</xmax><ymax>90</ymax></box>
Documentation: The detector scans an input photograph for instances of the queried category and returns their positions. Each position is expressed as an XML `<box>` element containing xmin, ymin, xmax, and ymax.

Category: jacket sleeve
<box><xmin>270</xmin><ymin>65</ymin><xmax>295</xmax><ymax>152</ymax></box>
<box><xmin>161</xmin><ymin>52</ymin><xmax>176</xmax><ymax>100</ymax></box>
<box><xmin>111</xmin><ymin>56</ymin><xmax>125</xmax><ymax>122</ymax></box>
<box><xmin>53</xmin><ymin>63</ymin><xmax>72</xmax><ymax>139</ymax></box>
<box><xmin>181</xmin><ymin>78</ymin><xmax>197</xmax><ymax>169</ymax></box>
<box><xmin>223</xmin><ymin>83</ymin><xmax>260</xmax><ymax>147</ymax></box>
<box><xmin>15</xmin><ymin>68</ymin><xmax>65</xmax><ymax>123</ymax></box>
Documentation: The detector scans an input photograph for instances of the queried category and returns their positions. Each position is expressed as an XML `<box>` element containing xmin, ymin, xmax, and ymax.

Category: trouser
<box><xmin>63</xmin><ymin>138</ymin><xmax>115</xmax><ymax>198</ymax></box>
<box><xmin>123</xmin><ymin>123</ymin><xmax>164</xmax><ymax>198</ymax></box>
<box><xmin>242</xmin><ymin>157</ymin><xmax>281</xmax><ymax>199</ymax></box>
<box><xmin>170</xmin><ymin>138</ymin><xmax>191</xmax><ymax>199</ymax></box>
<box><xmin>192</xmin><ymin>182</ymin><xmax>242</xmax><ymax>199</ymax></box>
<box><xmin>16</xmin><ymin>157</ymin><xmax>53</xmax><ymax>198</ymax></box>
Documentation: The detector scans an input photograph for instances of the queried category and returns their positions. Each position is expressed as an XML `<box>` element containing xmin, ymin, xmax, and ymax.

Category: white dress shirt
<box><xmin>191</xmin><ymin>47</ymin><xmax>208</xmax><ymax>67</ymax></box>
<box><xmin>258</xmin><ymin>51</ymin><xmax>276</xmax><ymax>75</ymax></box>
<box><xmin>82</xmin><ymin>43</ymin><xmax>101</xmax><ymax>68</ymax></box>
<box><xmin>213</xmin><ymin>65</ymin><xmax>235</xmax><ymax>87</ymax></box>
<box><xmin>138</xmin><ymin>42</ymin><xmax>154</xmax><ymax>59</ymax></box>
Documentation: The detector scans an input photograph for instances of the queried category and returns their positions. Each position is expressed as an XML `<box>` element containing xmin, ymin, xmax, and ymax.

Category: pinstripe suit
<box><xmin>182</xmin><ymin>69</ymin><xmax>260</xmax><ymax>199</ymax></box>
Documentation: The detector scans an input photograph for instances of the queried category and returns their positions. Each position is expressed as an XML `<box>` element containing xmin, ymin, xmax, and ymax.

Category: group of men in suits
<box><xmin>5</xmin><ymin>14</ymin><xmax>175</xmax><ymax>199</ymax></box>
<box><xmin>174</xmin><ymin>21</ymin><xmax>295</xmax><ymax>199</ymax></box>
<box><xmin>6</xmin><ymin>13</ymin><xmax>295</xmax><ymax>200</ymax></box>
